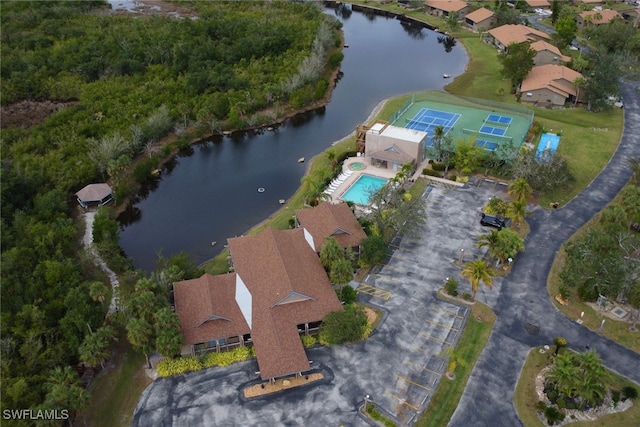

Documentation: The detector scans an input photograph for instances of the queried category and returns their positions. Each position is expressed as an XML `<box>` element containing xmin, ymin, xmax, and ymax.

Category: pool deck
<box><xmin>326</xmin><ymin>156</ymin><xmax>430</xmax><ymax>206</ymax></box>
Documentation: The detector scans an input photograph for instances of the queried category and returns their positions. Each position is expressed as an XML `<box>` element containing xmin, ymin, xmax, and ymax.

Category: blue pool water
<box><xmin>536</xmin><ymin>133</ymin><xmax>560</xmax><ymax>159</ymax></box>
<box><xmin>341</xmin><ymin>174</ymin><xmax>388</xmax><ymax>205</ymax></box>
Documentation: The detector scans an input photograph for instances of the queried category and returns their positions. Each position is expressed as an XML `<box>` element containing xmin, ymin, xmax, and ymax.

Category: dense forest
<box><xmin>0</xmin><ymin>1</ymin><xmax>342</xmax><ymax>422</ymax></box>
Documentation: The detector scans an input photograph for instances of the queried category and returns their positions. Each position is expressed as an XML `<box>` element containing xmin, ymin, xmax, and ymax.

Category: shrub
<box><xmin>484</xmin><ymin>196</ymin><xmax>509</xmax><ymax>217</ymax></box>
<box><xmin>301</xmin><ymin>335</ymin><xmax>317</xmax><ymax>348</ymax></box>
<box><xmin>366</xmin><ymin>403</ymin><xmax>396</xmax><ymax>427</ymax></box>
<box><xmin>359</xmin><ymin>235</ymin><xmax>388</xmax><ymax>267</ymax></box>
<box><xmin>318</xmin><ymin>304</ymin><xmax>369</xmax><ymax>345</ymax></box>
<box><xmin>431</xmin><ymin>162</ymin><xmax>446</xmax><ymax>172</ymax></box>
<box><xmin>201</xmin><ymin>346</ymin><xmax>254</xmax><ymax>368</ymax></box>
<box><xmin>422</xmin><ymin>168</ymin><xmax>442</xmax><ymax>177</ymax></box>
<box><xmin>340</xmin><ymin>286</ymin><xmax>358</xmax><ymax>305</ymax></box>
<box><xmin>558</xmin><ymin>284</ymin><xmax>570</xmax><ymax>299</ymax></box>
<box><xmin>157</xmin><ymin>357</ymin><xmax>203</xmax><ymax>378</ymax></box>
<box><xmin>462</xmin><ymin>292</ymin><xmax>472</xmax><ymax>301</ymax></box>
<box><xmin>623</xmin><ymin>385</ymin><xmax>638</xmax><ymax>400</ymax></box>
<box><xmin>535</xmin><ymin>401</ymin><xmax>547</xmax><ymax>411</ymax></box>
<box><xmin>444</xmin><ymin>278</ymin><xmax>459</xmax><ymax>297</ymax></box>
<box><xmin>288</xmin><ymin>218</ymin><xmax>296</xmax><ymax>229</ymax></box>
<box><xmin>543</xmin><ymin>406</ymin><xmax>565</xmax><ymax>425</ymax></box>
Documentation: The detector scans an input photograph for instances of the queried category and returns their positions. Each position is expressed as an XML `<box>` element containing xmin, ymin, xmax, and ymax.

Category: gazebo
<box><xmin>75</xmin><ymin>183</ymin><xmax>113</xmax><ymax>208</ymax></box>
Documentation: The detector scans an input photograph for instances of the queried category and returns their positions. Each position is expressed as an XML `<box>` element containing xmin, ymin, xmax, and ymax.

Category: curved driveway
<box><xmin>450</xmin><ymin>79</ymin><xmax>640</xmax><ymax>426</ymax></box>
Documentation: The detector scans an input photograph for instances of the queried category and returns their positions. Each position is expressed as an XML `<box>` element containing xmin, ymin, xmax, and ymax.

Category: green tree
<box><xmin>452</xmin><ymin>139</ymin><xmax>482</xmax><ymax>175</ymax></box>
<box><xmin>318</xmin><ymin>304</ymin><xmax>368</xmax><ymax>345</ymax></box>
<box><xmin>438</xmin><ymin>346</ymin><xmax>468</xmax><ymax>379</ymax></box>
<box><xmin>368</xmin><ymin>182</ymin><xmax>427</xmax><ymax>241</ymax></box>
<box><xmin>547</xmin><ymin>352</ymin><xmax>579</xmax><ymax>396</ymax></box>
<box><xmin>88</xmin><ymin>280</ymin><xmax>109</xmax><ymax>306</ymax></box>
<box><xmin>510</xmin><ymin>148</ymin><xmax>573</xmax><ymax>193</ymax></box>
<box><xmin>44</xmin><ymin>366</ymin><xmax>89</xmax><ymax>425</ymax></box>
<box><xmin>506</xmin><ymin>200</ymin><xmax>527</xmax><ymax>226</ymax></box>
<box><xmin>320</xmin><ymin>237</ymin><xmax>344</xmax><ymax>270</ymax></box>
<box><xmin>551</xmin><ymin>0</ymin><xmax>561</xmax><ymax>24</ymax></box>
<box><xmin>154</xmin><ymin>308</ymin><xmax>183</xmax><ymax>357</ymax></box>
<box><xmin>329</xmin><ymin>257</ymin><xmax>354</xmax><ymax>286</ymax></box>
<box><xmin>494</xmin><ymin>228</ymin><xmax>525</xmax><ymax>264</ymax></box>
<box><xmin>507</xmin><ymin>177</ymin><xmax>533</xmax><ymax>204</ymax></box>
<box><xmin>477</xmin><ymin>229</ymin><xmax>501</xmax><ymax>262</ymax></box>
<box><xmin>359</xmin><ymin>235</ymin><xmax>388</xmax><ymax>267</ymax></box>
<box><xmin>460</xmin><ymin>260</ymin><xmax>495</xmax><ymax>299</ymax></box>
<box><xmin>584</xmin><ymin>50</ymin><xmax>620</xmax><ymax>112</ymax></box>
<box><xmin>79</xmin><ymin>325</ymin><xmax>115</xmax><ymax>369</ymax></box>
<box><xmin>498</xmin><ymin>42</ymin><xmax>535</xmax><ymax>93</ymax></box>
<box><xmin>553</xmin><ymin>17</ymin><xmax>577</xmax><ymax>49</ymax></box>
<box><xmin>127</xmin><ymin>317</ymin><xmax>154</xmax><ymax>368</ymax></box>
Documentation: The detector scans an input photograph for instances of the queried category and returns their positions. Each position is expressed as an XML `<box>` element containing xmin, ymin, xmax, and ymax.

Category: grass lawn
<box><xmin>415</xmin><ymin>302</ymin><xmax>496</xmax><ymax>427</ymax></box>
<box><xmin>81</xmin><ymin>335</ymin><xmax>152</xmax><ymax>427</ymax></box>
<box><xmin>514</xmin><ymin>348</ymin><xmax>640</xmax><ymax>427</ymax></box>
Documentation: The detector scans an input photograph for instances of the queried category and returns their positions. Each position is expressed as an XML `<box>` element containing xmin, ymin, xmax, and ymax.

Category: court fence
<box><xmin>388</xmin><ymin>94</ymin><xmax>415</xmax><ymax>124</ymax></box>
<box><xmin>462</xmin><ymin>128</ymin><xmax>513</xmax><ymax>142</ymax></box>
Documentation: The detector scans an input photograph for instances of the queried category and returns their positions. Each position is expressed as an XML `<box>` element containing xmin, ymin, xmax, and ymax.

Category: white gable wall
<box><xmin>235</xmin><ymin>274</ymin><xmax>252</xmax><ymax>329</ymax></box>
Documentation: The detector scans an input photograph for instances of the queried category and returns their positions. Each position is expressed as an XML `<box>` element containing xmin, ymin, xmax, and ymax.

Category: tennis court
<box><xmin>406</xmin><ymin>108</ymin><xmax>460</xmax><ymax>146</ymax></box>
<box><xmin>485</xmin><ymin>114</ymin><xmax>512</xmax><ymax>125</ymax></box>
<box><xmin>479</xmin><ymin>125</ymin><xmax>507</xmax><ymax>136</ymax></box>
<box><xmin>475</xmin><ymin>140</ymin><xmax>498</xmax><ymax>151</ymax></box>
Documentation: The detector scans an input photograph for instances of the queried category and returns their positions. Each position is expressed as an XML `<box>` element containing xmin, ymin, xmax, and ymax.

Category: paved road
<box><xmin>449</xmin><ymin>79</ymin><xmax>640</xmax><ymax>427</ymax></box>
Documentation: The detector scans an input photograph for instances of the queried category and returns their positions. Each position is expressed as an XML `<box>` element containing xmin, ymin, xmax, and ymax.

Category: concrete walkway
<box><xmin>449</xmin><ymin>79</ymin><xmax>640</xmax><ymax>426</ymax></box>
<box><xmin>82</xmin><ymin>211</ymin><xmax>120</xmax><ymax>313</ymax></box>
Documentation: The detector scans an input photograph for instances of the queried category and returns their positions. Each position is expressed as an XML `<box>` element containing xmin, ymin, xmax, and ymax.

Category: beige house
<box><xmin>576</xmin><ymin>10</ymin><xmax>621</xmax><ymax>30</ymax></box>
<box><xmin>525</xmin><ymin>0</ymin><xmax>550</xmax><ymax>9</ymax></box>
<box><xmin>174</xmin><ymin>227</ymin><xmax>343</xmax><ymax>380</ymax></box>
<box><xmin>487</xmin><ymin>24</ymin><xmax>551</xmax><ymax>52</ymax></box>
<box><xmin>531</xmin><ymin>40</ymin><xmax>571</xmax><ymax>66</ymax></box>
<box><xmin>520</xmin><ymin>64</ymin><xmax>585</xmax><ymax>107</ymax></box>
<box><xmin>464</xmin><ymin>7</ymin><xmax>496</xmax><ymax>32</ymax></box>
<box><xmin>295</xmin><ymin>202</ymin><xmax>367</xmax><ymax>253</ymax></box>
<box><xmin>365</xmin><ymin>123</ymin><xmax>427</xmax><ymax>171</ymax></box>
<box><xmin>424</xmin><ymin>0</ymin><xmax>470</xmax><ymax>19</ymax></box>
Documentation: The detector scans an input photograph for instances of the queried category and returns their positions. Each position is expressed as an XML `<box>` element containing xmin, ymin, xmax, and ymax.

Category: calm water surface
<box><xmin>118</xmin><ymin>6</ymin><xmax>468</xmax><ymax>271</ymax></box>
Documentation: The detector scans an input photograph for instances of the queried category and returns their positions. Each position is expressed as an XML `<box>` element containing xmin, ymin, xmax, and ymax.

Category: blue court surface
<box><xmin>406</xmin><ymin>108</ymin><xmax>461</xmax><ymax>143</ymax></box>
<box><xmin>480</xmin><ymin>125</ymin><xmax>507</xmax><ymax>136</ymax></box>
<box><xmin>475</xmin><ymin>140</ymin><xmax>498</xmax><ymax>151</ymax></box>
<box><xmin>486</xmin><ymin>114</ymin><xmax>512</xmax><ymax>125</ymax></box>
<box><xmin>536</xmin><ymin>132</ymin><xmax>560</xmax><ymax>160</ymax></box>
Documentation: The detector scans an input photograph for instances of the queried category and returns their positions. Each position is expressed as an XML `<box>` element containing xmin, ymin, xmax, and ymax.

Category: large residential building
<box><xmin>487</xmin><ymin>24</ymin><xmax>551</xmax><ymax>52</ymax></box>
<box><xmin>174</xmin><ymin>227</ymin><xmax>343</xmax><ymax>380</ymax></box>
<box><xmin>576</xmin><ymin>10</ymin><xmax>621</xmax><ymax>30</ymax></box>
<box><xmin>520</xmin><ymin>64</ymin><xmax>584</xmax><ymax>107</ymax></box>
<box><xmin>525</xmin><ymin>0</ymin><xmax>550</xmax><ymax>9</ymax></box>
<box><xmin>424</xmin><ymin>0</ymin><xmax>470</xmax><ymax>19</ymax></box>
<box><xmin>464</xmin><ymin>7</ymin><xmax>496</xmax><ymax>32</ymax></box>
<box><xmin>531</xmin><ymin>40</ymin><xmax>571</xmax><ymax>66</ymax></box>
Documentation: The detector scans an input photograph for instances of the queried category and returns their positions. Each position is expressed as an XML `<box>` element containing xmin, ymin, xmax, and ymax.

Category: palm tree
<box><xmin>477</xmin><ymin>229</ymin><xmax>501</xmax><ymax>262</ymax></box>
<box><xmin>79</xmin><ymin>330</ymin><xmax>111</xmax><ymax>369</ymax></box>
<box><xmin>547</xmin><ymin>352</ymin><xmax>580</xmax><ymax>398</ymax></box>
<box><xmin>88</xmin><ymin>281</ymin><xmax>109</xmax><ymax>305</ymax></box>
<box><xmin>45</xmin><ymin>366</ymin><xmax>89</xmax><ymax>426</ymax></box>
<box><xmin>507</xmin><ymin>200</ymin><xmax>527</xmax><ymax>227</ymax></box>
<box><xmin>507</xmin><ymin>177</ymin><xmax>533</xmax><ymax>204</ymax></box>
<box><xmin>553</xmin><ymin>336</ymin><xmax>567</xmax><ymax>356</ymax></box>
<box><xmin>493</xmin><ymin>228</ymin><xmax>525</xmax><ymax>264</ymax></box>
<box><xmin>320</xmin><ymin>237</ymin><xmax>344</xmax><ymax>270</ymax></box>
<box><xmin>573</xmin><ymin>77</ymin><xmax>586</xmax><ymax>106</ymax></box>
<box><xmin>127</xmin><ymin>317</ymin><xmax>154</xmax><ymax>368</ymax></box>
<box><xmin>300</xmin><ymin>175</ymin><xmax>326</xmax><ymax>206</ymax></box>
<box><xmin>329</xmin><ymin>257</ymin><xmax>354</xmax><ymax>286</ymax></box>
<box><xmin>460</xmin><ymin>260</ymin><xmax>495</xmax><ymax>300</ymax></box>
<box><xmin>432</xmin><ymin>125</ymin><xmax>445</xmax><ymax>161</ymax></box>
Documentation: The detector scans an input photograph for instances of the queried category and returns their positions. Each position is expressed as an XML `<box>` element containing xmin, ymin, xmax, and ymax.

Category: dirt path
<box><xmin>82</xmin><ymin>211</ymin><xmax>120</xmax><ymax>313</ymax></box>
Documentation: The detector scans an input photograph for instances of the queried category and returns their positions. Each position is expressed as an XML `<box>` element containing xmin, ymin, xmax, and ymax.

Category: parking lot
<box><xmin>133</xmin><ymin>179</ymin><xmax>509</xmax><ymax>426</ymax></box>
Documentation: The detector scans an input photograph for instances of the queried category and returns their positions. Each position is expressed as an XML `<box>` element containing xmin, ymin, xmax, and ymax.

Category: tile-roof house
<box><xmin>424</xmin><ymin>0</ymin><xmax>470</xmax><ymax>19</ymax></box>
<box><xmin>228</xmin><ymin>228</ymin><xmax>343</xmax><ymax>380</ymax></box>
<box><xmin>525</xmin><ymin>0</ymin><xmax>550</xmax><ymax>9</ymax></box>
<box><xmin>487</xmin><ymin>24</ymin><xmax>551</xmax><ymax>52</ymax></box>
<box><xmin>576</xmin><ymin>10</ymin><xmax>621</xmax><ymax>30</ymax></box>
<box><xmin>530</xmin><ymin>40</ymin><xmax>571</xmax><ymax>66</ymax></box>
<box><xmin>295</xmin><ymin>202</ymin><xmax>367</xmax><ymax>253</ymax></box>
<box><xmin>174</xmin><ymin>227</ymin><xmax>343</xmax><ymax>380</ymax></box>
<box><xmin>464</xmin><ymin>7</ymin><xmax>496</xmax><ymax>32</ymax></box>
<box><xmin>520</xmin><ymin>64</ymin><xmax>585</xmax><ymax>107</ymax></box>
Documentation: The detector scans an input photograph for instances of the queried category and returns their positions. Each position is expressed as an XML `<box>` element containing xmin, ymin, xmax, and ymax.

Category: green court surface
<box><xmin>388</xmin><ymin>91</ymin><xmax>533</xmax><ymax>158</ymax></box>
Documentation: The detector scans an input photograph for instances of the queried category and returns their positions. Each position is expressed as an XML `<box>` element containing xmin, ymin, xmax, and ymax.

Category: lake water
<box><xmin>118</xmin><ymin>5</ymin><xmax>468</xmax><ymax>271</ymax></box>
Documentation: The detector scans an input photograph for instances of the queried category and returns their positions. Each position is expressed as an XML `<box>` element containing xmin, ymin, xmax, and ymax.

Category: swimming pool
<box><xmin>340</xmin><ymin>174</ymin><xmax>388</xmax><ymax>205</ymax></box>
<box><xmin>536</xmin><ymin>133</ymin><xmax>560</xmax><ymax>160</ymax></box>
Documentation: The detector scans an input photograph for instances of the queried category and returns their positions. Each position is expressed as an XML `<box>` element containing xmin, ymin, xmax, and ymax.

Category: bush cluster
<box><xmin>422</xmin><ymin>168</ymin><xmax>442</xmax><ymax>178</ymax></box>
<box><xmin>157</xmin><ymin>357</ymin><xmax>203</xmax><ymax>378</ymax></box>
<box><xmin>301</xmin><ymin>335</ymin><xmax>317</xmax><ymax>348</ymax></box>
<box><xmin>157</xmin><ymin>347</ymin><xmax>255</xmax><ymax>378</ymax></box>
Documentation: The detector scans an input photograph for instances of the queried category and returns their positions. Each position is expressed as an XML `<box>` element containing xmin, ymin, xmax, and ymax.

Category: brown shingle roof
<box><xmin>173</xmin><ymin>273</ymin><xmax>249</xmax><ymax>346</ymax></box>
<box><xmin>295</xmin><ymin>202</ymin><xmax>367</xmax><ymax>252</ymax></box>
<box><xmin>75</xmin><ymin>183</ymin><xmax>112</xmax><ymax>202</ymax></box>
<box><xmin>228</xmin><ymin>228</ymin><xmax>342</xmax><ymax>379</ymax></box>
<box><xmin>425</xmin><ymin>0</ymin><xmax>469</xmax><ymax>13</ymax></box>
<box><xmin>465</xmin><ymin>7</ymin><xmax>494</xmax><ymax>23</ymax></box>
<box><xmin>579</xmin><ymin>10</ymin><xmax>620</xmax><ymax>24</ymax></box>
<box><xmin>488</xmin><ymin>24</ymin><xmax>551</xmax><ymax>46</ymax></box>
<box><xmin>520</xmin><ymin>64</ymin><xmax>584</xmax><ymax>97</ymax></box>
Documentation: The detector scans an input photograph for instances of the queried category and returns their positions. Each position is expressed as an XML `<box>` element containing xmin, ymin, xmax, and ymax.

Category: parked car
<box><xmin>480</xmin><ymin>213</ymin><xmax>507</xmax><ymax>230</ymax></box>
